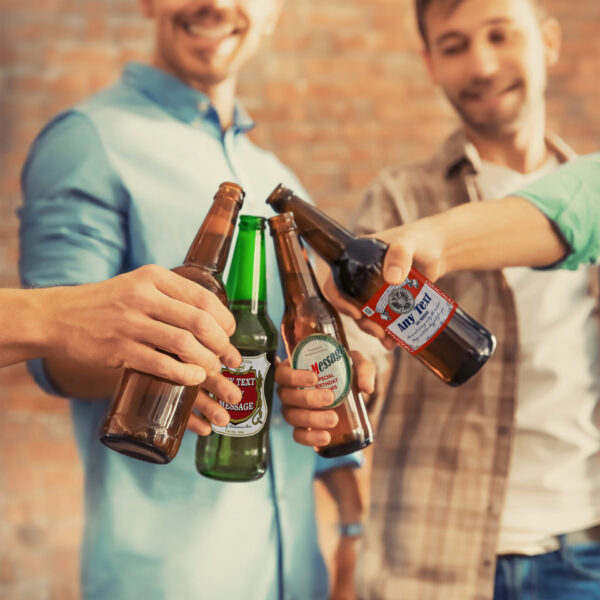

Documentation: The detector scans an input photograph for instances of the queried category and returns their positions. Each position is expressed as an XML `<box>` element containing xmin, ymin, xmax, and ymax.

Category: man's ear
<box><xmin>138</xmin><ymin>0</ymin><xmax>154</xmax><ymax>18</ymax></box>
<box><xmin>540</xmin><ymin>17</ymin><xmax>561</xmax><ymax>67</ymax></box>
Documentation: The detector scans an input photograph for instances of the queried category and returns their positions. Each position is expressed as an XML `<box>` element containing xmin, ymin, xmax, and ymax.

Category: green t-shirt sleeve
<box><xmin>513</xmin><ymin>153</ymin><xmax>600</xmax><ymax>270</ymax></box>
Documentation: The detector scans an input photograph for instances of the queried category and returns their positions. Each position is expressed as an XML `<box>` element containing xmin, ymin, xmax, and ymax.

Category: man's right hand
<box><xmin>44</xmin><ymin>264</ymin><xmax>242</xmax><ymax>386</ymax></box>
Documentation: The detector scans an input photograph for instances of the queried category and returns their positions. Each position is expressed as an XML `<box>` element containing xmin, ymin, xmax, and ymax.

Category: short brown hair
<box><xmin>415</xmin><ymin>0</ymin><xmax>547</xmax><ymax>48</ymax></box>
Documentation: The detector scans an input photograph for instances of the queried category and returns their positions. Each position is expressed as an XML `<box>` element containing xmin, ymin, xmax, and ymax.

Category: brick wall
<box><xmin>1</xmin><ymin>0</ymin><xmax>599</xmax><ymax>597</ymax></box>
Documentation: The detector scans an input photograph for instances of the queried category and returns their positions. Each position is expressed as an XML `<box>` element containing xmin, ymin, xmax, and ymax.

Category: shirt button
<box><xmin>272</xmin><ymin>416</ymin><xmax>283</xmax><ymax>426</ymax></box>
<box><xmin>197</xmin><ymin>99</ymin><xmax>210</xmax><ymax>114</ymax></box>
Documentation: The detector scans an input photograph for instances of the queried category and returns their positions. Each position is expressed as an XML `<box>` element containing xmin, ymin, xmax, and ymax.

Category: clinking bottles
<box><xmin>269</xmin><ymin>212</ymin><xmax>373</xmax><ymax>457</ymax></box>
<box><xmin>99</xmin><ymin>182</ymin><xmax>245</xmax><ymax>464</ymax></box>
<box><xmin>195</xmin><ymin>215</ymin><xmax>278</xmax><ymax>481</ymax></box>
<box><xmin>266</xmin><ymin>185</ymin><xmax>496</xmax><ymax>387</ymax></box>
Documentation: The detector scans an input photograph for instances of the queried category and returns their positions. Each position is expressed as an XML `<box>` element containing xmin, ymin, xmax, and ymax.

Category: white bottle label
<box><xmin>211</xmin><ymin>353</ymin><xmax>270</xmax><ymax>437</ymax></box>
<box><xmin>292</xmin><ymin>334</ymin><xmax>351</xmax><ymax>408</ymax></box>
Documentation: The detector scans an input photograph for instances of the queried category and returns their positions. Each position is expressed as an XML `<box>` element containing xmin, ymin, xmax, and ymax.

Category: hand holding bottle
<box><xmin>185</xmin><ymin>372</ymin><xmax>243</xmax><ymax>436</ymax></box>
<box><xmin>275</xmin><ymin>351</ymin><xmax>375</xmax><ymax>449</ymax></box>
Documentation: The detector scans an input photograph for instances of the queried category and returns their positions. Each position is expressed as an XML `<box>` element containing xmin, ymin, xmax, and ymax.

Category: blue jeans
<box><xmin>494</xmin><ymin>537</ymin><xmax>600</xmax><ymax>600</ymax></box>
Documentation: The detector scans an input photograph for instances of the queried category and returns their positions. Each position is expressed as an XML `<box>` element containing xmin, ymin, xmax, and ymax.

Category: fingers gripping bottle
<box><xmin>266</xmin><ymin>185</ymin><xmax>496</xmax><ymax>387</ymax></box>
<box><xmin>196</xmin><ymin>215</ymin><xmax>278</xmax><ymax>481</ymax></box>
<box><xmin>269</xmin><ymin>212</ymin><xmax>373</xmax><ymax>457</ymax></box>
<box><xmin>99</xmin><ymin>182</ymin><xmax>244</xmax><ymax>464</ymax></box>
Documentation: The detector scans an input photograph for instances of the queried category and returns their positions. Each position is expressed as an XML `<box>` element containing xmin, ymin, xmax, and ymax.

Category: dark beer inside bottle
<box><xmin>267</xmin><ymin>185</ymin><xmax>496</xmax><ymax>386</ymax></box>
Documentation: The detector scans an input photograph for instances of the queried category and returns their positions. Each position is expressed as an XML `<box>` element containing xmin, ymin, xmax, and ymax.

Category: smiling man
<box><xmin>335</xmin><ymin>0</ymin><xmax>600</xmax><ymax>598</ymax></box>
<box><xmin>18</xmin><ymin>1</ymin><xmax>366</xmax><ymax>599</ymax></box>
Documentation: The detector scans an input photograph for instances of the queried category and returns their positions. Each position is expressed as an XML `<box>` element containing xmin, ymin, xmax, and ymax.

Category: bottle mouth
<box><xmin>239</xmin><ymin>214</ymin><xmax>266</xmax><ymax>230</ymax></box>
<box><xmin>268</xmin><ymin>212</ymin><xmax>296</xmax><ymax>235</ymax></box>
<box><xmin>265</xmin><ymin>183</ymin><xmax>293</xmax><ymax>211</ymax></box>
<box><xmin>218</xmin><ymin>181</ymin><xmax>245</xmax><ymax>206</ymax></box>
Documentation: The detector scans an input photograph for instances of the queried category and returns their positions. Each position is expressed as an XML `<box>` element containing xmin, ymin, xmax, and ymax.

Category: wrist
<box><xmin>29</xmin><ymin>287</ymin><xmax>63</xmax><ymax>355</ymax></box>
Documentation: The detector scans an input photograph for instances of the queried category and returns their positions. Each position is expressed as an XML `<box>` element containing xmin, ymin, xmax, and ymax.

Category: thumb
<box><xmin>382</xmin><ymin>243</ymin><xmax>413</xmax><ymax>284</ymax></box>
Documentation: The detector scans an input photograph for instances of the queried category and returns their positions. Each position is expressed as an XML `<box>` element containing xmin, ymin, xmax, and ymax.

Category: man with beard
<box><xmin>18</xmin><ymin>1</ymin><xmax>370</xmax><ymax>598</ymax></box>
<box><xmin>279</xmin><ymin>1</ymin><xmax>600</xmax><ymax>599</ymax></box>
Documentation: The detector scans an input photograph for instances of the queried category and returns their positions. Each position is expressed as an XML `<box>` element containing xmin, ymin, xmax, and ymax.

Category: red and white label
<box><xmin>361</xmin><ymin>268</ymin><xmax>457</xmax><ymax>354</ymax></box>
<box><xmin>211</xmin><ymin>353</ymin><xmax>270</xmax><ymax>437</ymax></box>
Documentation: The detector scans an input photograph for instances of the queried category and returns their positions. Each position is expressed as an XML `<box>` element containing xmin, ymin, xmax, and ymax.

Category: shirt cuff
<box><xmin>26</xmin><ymin>358</ymin><xmax>68</xmax><ymax>398</ymax></box>
<box><xmin>314</xmin><ymin>450</ymin><xmax>364</xmax><ymax>476</ymax></box>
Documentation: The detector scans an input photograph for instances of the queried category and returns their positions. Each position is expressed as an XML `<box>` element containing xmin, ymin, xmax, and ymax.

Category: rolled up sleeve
<box><xmin>18</xmin><ymin>110</ymin><xmax>129</xmax><ymax>395</ymax></box>
<box><xmin>514</xmin><ymin>153</ymin><xmax>600</xmax><ymax>270</ymax></box>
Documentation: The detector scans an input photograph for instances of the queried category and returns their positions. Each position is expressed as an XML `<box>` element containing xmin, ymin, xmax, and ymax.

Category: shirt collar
<box><xmin>439</xmin><ymin>128</ymin><xmax>577</xmax><ymax>178</ymax></box>
<box><xmin>122</xmin><ymin>61</ymin><xmax>255</xmax><ymax>133</ymax></box>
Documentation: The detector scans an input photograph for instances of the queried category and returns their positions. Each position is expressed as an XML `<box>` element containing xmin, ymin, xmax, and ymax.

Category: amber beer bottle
<box><xmin>196</xmin><ymin>215</ymin><xmax>278</xmax><ymax>481</ymax></box>
<box><xmin>266</xmin><ymin>185</ymin><xmax>496</xmax><ymax>386</ymax></box>
<box><xmin>269</xmin><ymin>213</ymin><xmax>373</xmax><ymax>457</ymax></box>
<box><xmin>99</xmin><ymin>182</ymin><xmax>245</xmax><ymax>464</ymax></box>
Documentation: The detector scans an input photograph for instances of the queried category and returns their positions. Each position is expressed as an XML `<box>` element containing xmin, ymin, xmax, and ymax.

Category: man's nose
<box><xmin>466</xmin><ymin>41</ymin><xmax>501</xmax><ymax>79</ymax></box>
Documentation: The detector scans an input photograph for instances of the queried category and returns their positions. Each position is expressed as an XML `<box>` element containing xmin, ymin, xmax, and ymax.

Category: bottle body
<box><xmin>196</xmin><ymin>215</ymin><xmax>278</xmax><ymax>481</ymax></box>
<box><xmin>270</xmin><ymin>213</ymin><xmax>373</xmax><ymax>457</ymax></box>
<box><xmin>266</xmin><ymin>186</ymin><xmax>496</xmax><ymax>386</ymax></box>
<box><xmin>99</xmin><ymin>182</ymin><xmax>244</xmax><ymax>464</ymax></box>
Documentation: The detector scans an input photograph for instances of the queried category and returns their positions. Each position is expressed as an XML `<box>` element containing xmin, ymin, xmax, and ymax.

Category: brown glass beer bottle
<box><xmin>269</xmin><ymin>212</ymin><xmax>373</xmax><ymax>457</ymax></box>
<box><xmin>99</xmin><ymin>182</ymin><xmax>245</xmax><ymax>464</ymax></box>
<box><xmin>266</xmin><ymin>185</ymin><xmax>496</xmax><ymax>387</ymax></box>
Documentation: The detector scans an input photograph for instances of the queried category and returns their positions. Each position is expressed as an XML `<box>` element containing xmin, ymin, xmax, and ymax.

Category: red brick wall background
<box><xmin>1</xmin><ymin>1</ymin><xmax>599</xmax><ymax>597</ymax></box>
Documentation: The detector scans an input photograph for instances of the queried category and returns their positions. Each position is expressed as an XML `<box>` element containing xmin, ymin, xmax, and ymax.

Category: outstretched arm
<box><xmin>1</xmin><ymin>265</ymin><xmax>241</xmax><ymax>384</ymax></box>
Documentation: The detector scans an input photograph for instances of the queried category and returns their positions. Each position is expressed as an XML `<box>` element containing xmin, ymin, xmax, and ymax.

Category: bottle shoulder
<box><xmin>231</xmin><ymin>309</ymin><xmax>278</xmax><ymax>351</ymax></box>
<box><xmin>172</xmin><ymin>265</ymin><xmax>226</xmax><ymax>301</ymax></box>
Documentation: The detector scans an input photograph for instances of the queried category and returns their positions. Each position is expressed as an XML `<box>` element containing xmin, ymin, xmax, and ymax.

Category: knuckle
<box><xmin>137</xmin><ymin>263</ymin><xmax>161</xmax><ymax>280</ymax></box>
<box><xmin>174</xmin><ymin>331</ymin><xmax>197</xmax><ymax>358</ymax></box>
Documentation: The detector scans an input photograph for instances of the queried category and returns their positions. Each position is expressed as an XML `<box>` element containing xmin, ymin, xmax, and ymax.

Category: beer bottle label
<box><xmin>292</xmin><ymin>334</ymin><xmax>351</xmax><ymax>409</ymax></box>
<box><xmin>361</xmin><ymin>268</ymin><xmax>457</xmax><ymax>354</ymax></box>
<box><xmin>212</xmin><ymin>353</ymin><xmax>270</xmax><ymax>437</ymax></box>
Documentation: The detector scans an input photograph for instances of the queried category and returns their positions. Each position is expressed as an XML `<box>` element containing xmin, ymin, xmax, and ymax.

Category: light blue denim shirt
<box><xmin>19</xmin><ymin>62</ymin><xmax>360</xmax><ymax>600</ymax></box>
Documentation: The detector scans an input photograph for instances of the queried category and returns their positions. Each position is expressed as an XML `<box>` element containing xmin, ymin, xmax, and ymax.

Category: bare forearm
<box><xmin>320</xmin><ymin>466</ymin><xmax>364</xmax><ymax>525</ymax></box>
<box><xmin>429</xmin><ymin>196</ymin><xmax>568</xmax><ymax>274</ymax></box>
<box><xmin>378</xmin><ymin>196</ymin><xmax>569</xmax><ymax>283</ymax></box>
<box><xmin>0</xmin><ymin>287</ymin><xmax>119</xmax><ymax>397</ymax></box>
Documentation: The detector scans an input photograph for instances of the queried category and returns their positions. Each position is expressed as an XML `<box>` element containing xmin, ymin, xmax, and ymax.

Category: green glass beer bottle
<box><xmin>195</xmin><ymin>215</ymin><xmax>278</xmax><ymax>481</ymax></box>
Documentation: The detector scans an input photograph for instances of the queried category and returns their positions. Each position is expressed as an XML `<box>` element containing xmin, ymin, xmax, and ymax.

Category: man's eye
<box><xmin>441</xmin><ymin>44</ymin><xmax>465</xmax><ymax>56</ymax></box>
<box><xmin>489</xmin><ymin>29</ymin><xmax>507</xmax><ymax>44</ymax></box>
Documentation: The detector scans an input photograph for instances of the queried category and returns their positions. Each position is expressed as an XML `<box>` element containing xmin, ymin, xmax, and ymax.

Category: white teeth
<box><xmin>185</xmin><ymin>23</ymin><xmax>235</xmax><ymax>39</ymax></box>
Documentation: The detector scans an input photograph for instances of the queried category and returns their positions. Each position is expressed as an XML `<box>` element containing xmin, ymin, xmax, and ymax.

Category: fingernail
<box><xmin>315</xmin><ymin>433</ymin><xmax>331</xmax><ymax>447</ymax></box>
<box><xmin>320</xmin><ymin>390</ymin><xmax>334</xmax><ymax>406</ymax></box>
<box><xmin>306</xmin><ymin>372</ymin><xmax>318</xmax><ymax>386</ymax></box>
<box><xmin>216</xmin><ymin>414</ymin><xmax>230</xmax><ymax>427</ymax></box>
<box><xmin>324</xmin><ymin>412</ymin><xmax>338</xmax><ymax>427</ymax></box>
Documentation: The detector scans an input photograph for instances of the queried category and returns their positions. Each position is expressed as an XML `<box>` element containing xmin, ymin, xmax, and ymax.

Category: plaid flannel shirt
<box><xmin>353</xmin><ymin>129</ymin><xmax>586</xmax><ymax>600</ymax></box>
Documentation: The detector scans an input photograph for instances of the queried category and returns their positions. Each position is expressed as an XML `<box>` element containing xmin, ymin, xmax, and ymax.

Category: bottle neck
<box><xmin>184</xmin><ymin>196</ymin><xmax>241</xmax><ymax>273</ymax></box>
<box><xmin>271</xmin><ymin>224</ymin><xmax>323</xmax><ymax>305</ymax></box>
<box><xmin>226</xmin><ymin>220</ymin><xmax>268</xmax><ymax>315</ymax></box>
<box><xmin>267</xmin><ymin>188</ymin><xmax>355</xmax><ymax>264</ymax></box>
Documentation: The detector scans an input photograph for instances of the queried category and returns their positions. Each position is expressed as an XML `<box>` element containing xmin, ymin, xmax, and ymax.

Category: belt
<box><xmin>564</xmin><ymin>523</ymin><xmax>600</xmax><ymax>546</ymax></box>
<box><xmin>498</xmin><ymin>523</ymin><xmax>600</xmax><ymax>556</ymax></box>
